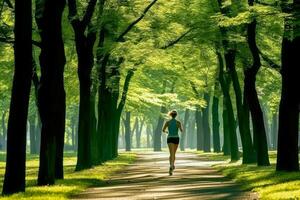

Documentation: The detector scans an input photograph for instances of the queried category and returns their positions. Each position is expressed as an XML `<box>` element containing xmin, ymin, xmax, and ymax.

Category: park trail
<box><xmin>72</xmin><ymin>152</ymin><xmax>258</xmax><ymax>200</ymax></box>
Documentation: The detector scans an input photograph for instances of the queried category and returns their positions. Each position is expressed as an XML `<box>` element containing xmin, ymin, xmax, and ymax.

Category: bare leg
<box><xmin>168</xmin><ymin>144</ymin><xmax>176</xmax><ymax>168</ymax></box>
<box><xmin>167</xmin><ymin>143</ymin><xmax>173</xmax><ymax>166</ymax></box>
<box><xmin>172</xmin><ymin>144</ymin><xmax>179</xmax><ymax>168</ymax></box>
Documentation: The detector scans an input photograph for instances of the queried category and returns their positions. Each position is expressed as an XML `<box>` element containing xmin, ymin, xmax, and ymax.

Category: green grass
<box><xmin>0</xmin><ymin>152</ymin><xmax>136</xmax><ymax>200</ymax></box>
<box><xmin>194</xmin><ymin>151</ymin><xmax>231</xmax><ymax>161</ymax></box>
<box><xmin>197</xmin><ymin>151</ymin><xmax>300</xmax><ymax>199</ymax></box>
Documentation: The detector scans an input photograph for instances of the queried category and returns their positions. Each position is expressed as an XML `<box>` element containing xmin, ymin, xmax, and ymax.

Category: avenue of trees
<box><xmin>0</xmin><ymin>0</ymin><xmax>299</xmax><ymax>195</ymax></box>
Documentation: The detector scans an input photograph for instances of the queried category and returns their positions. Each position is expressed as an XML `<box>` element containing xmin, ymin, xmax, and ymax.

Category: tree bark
<box><xmin>271</xmin><ymin>112</ymin><xmax>278</xmax><ymax>150</ymax></box>
<box><xmin>187</xmin><ymin>113</ymin><xmax>196</xmax><ymax>149</ymax></box>
<box><xmin>36</xmin><ymin>0</ymin><xmax>66</xmax><ymax>185</ymax></box>
<box><xmin>222</xmin><ymin>104</ymin><xmax>230</xmax><ymax>155</ymax></box>
<box><xmin>154</xmin><ymin>106</ymin><xmax>167</xmax><ymax>151</ymax></box>
<box><xmin>276</xmin><ymin>1</ymin><xmax>300</xmax><ymax>171</ymax></box>
<box><xmin>1</xmin><ymin>111</ymin><xmax>7</xmax><ymax>151</ymax></box>
<box><xmin>180</xmin><ymin>109</ymin><xmax>190</xmax><ymax>151</ymax></box>
<box><xmin>262</xmin><ymin>104</ymin><xmax>271</xmax><ymax>150</ymax></box>
<box><xmin>203</xmin><ymin>93</ymin><xmax>211</xmax><ymax>152</ymax></box>
<box><xmin>29</xmin><ymin>114</ymin><xmax>37</xmax><ymax>154</ymax></box>
<box><xmin>71</xmin><ymin>117</ymin><xmax>75</xmax><ymax>150</ymax></box>
<box><xmin>195</xmin><ymin>107</ymin><xmax>203</xmax><ymax>151</ymax></box>
<box><xmin>124</xmin><ymin>111</ymin><xmax>131</xmax><ymax>151</ymax></box>
<box><xmin>245</xmin><ymin>13</ymin><xmax>270</xmax><ymax>166</ymax></box>
<box><xmin>67</xmin><ymin>0</ymin><xmax>97</xmax><ymax>170</ymax></box>
<box><xmin>216</xmin><ymin>50</ymin><xmax>239</xmax><ymax>160</ymax></box>
<box><xmin>153</xmin><ymin>82</ymin><xmax>167</xmax><ymax>151</ymax></box>
<box><xmin>226</xmin><ymin>48</ymin><xmax>256</xmax><ymax>163</ymax></box>
<box><xmin>136</xmin><ymin>118</ymin><xmax>144</xmax><ymax>148</ymax></box>
<box><xmin>90</xmin><ymin>80</ymin><xmax>98</xmax><ymax>164</ymax></box>
<box><xmin>2</xmin><ymin>0</ymin><xmax>32</xmax><ymax>194</ymax></box>
<box><xmin>74</xmin><ymin>28</ymin><xmax>96</xmax><ymax>171</ymax></box>
<box><xmin>212</xmin><ymin>90</ymin><xmax>221</xmax><ymax>153</ymax></box>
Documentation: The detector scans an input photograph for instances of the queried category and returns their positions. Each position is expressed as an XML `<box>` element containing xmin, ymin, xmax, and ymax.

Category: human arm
<box><xmin>162</xmin><ymin>121</ymin><xmax>168</xmax><ymax>133</ymax></box>
<box><xmin>178</xmin><ymin>121</ymin><xmax>184</xmax><ymax>132</ymax></box>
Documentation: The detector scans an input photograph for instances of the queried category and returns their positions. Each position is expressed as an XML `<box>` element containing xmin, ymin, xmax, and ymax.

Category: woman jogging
<box><xmin>162</xmin><ymin>110</ymin><xmax>183</xmax><ymax>175</ymax></box>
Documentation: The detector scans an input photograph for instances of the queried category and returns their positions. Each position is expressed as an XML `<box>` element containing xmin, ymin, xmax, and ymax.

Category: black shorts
<box><xmin>167</xmin><ymin>137</ymin><xmax>180</xmax><ymax>144</ymax></box>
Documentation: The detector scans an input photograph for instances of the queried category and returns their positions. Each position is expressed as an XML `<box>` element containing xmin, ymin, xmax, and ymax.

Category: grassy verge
<box><xmin>194</xmin><ymin>151</ymin><xmax>231</xmax><ymax>161</ymax></box>
<box><xmin>196</xmin><ymin>151</ymin><xmax>300</xmax><ymax>199</ymax></box>
<box><xmin>0</xmin><ymin>152</ymin><xmax>136</xmax><ymax>200</ymax></box>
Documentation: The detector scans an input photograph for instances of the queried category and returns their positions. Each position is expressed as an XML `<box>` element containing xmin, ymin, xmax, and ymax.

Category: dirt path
<box><xmin>72</xmin><ymin>152</ymin><xmax>258</xmax><ymax>200</ymax></box>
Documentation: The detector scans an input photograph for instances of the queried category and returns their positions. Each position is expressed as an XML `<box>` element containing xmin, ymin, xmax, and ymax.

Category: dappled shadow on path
<box><xmin>72</xmin><ymin>152</ymin><xmax>258</xmax><ymax>200</ymax></box>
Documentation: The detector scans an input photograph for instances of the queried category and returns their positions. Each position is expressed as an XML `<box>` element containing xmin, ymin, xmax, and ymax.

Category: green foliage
<box><xmin>0</xmin><ymin>0</ymin><xmax>284</xmax><ymax>125</ymax></box>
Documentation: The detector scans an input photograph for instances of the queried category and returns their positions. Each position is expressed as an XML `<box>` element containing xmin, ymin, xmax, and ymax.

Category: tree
<box><xmin>276</xmin><ymin>0</ymin><xmax>300</xmax><ymax>171</ymax></box>
<box><xmin>212</xmin><ymin>81</ymin><xmax>221</xmax><ymax>152</ymax></box>
<box><xmin>124</xmin><ymin>111</ymin><xmax>131</xmax><ymax>151</ymax></box>
<box><xmin>67</xmin><ymin>0</ymin><xmax>97</xmax><ymax>171</ymax></box>
<box><xmin>180</xmin><ymin>109</ymin><xmax>190</xmax><ymax>151</ymax></box>
<box><xmin>244</xmin><ymin>0</ymin><xmax>270</xmax><ymax>166</ymax></box>
<box><xmin>215</xmin><ymin>47</ymin><xmax>239</xmax><ymax>161</ymax></box>
<box><xmin>2</xmin><ymin>0</ymin><xmax>32</xmax><ymax>194</ymax></box>
<box><xmin>202</xmin><ymin>93</ymin><xmax>211</xmax><ymax>152</ymax></box>
<box><xmin>35</xmin><ymin>0</ymin><xmax>66</xmax><ymax>185</ymax></box>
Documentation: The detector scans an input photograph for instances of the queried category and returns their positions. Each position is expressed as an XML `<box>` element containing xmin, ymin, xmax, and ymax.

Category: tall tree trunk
<box><xmin>136</xmin><ymin>118</ymin><xmax>144</xmax><ymax>148</ymax></box>
<box><xmin>36</xmin><ymin>0</ymin><xmax>66</xmax><ymax>185</ymax></box>
<box><xmin>262</xmin><ymin>104</ymin><xmax>271</xmax><ymax>150</ymax></box>
<box><xmin>96</xmin><ymin>52</ymin><xmax>109</xmax><ymax>162</ymax></box>
<box><xmin>216</xmin><ymin>0</ymin><xmax>242</xmax><ymax>161</ymax></box>
<box><xmin>112</xmin><ymin>114</ymin><xmax>121</xmax><ymax>157</ymax></box>
<box><xmin>96</xmin><ymin>0</ymin><xmax>108</xmax><ymax>163</ymax></box>
<box><xmin>276</xmin><ymin>0</ymin><xmax>300</xmax><ymax>171</ymax></box>
<box><xmin>74</xmin><ymin>118</ymin><xmax>78</xmax><ymax>151</ymax></box>
<box><xmin>134</xmin><ymin>117</ymin><xmax>139</xmax><ymax>148</ymax></box>
<box><xmin>111</xmin><ymin>68</ymin><xmax>135</xmax><ymax>156</ymax></box>
<box><xmin>103</xmin><ymin>65</ymin><xmax>122</xmax><ymax>161</ymax></box>
<box><xmin>29</xmin><ymin>114</ymin><xmax>37</xmax><ymax>154</ymax></box>
<box><xmin>245</xmin><ymin>8</ymin><xmax>270</xmax><ymax>165</ymax></box>
<box><xmin>222</xmin><ymin>99</ymin><xmax>230</xmax><ymax>155</ymax></box>
<box><xmin>271</xmin><ymin>112</ymin><xmax>278</xmax><ymax>150</ymax></box>
<box><xmin>153</xmin><ymin>82</ymin><xmax>167</xmax><ymax>151</ymax></box>
<box><xmin>74</xmin><ymin>29</ymin><xmax>96</xmax><ymax>171</ymax></box>
<box><xmin>216</xmin><ymin>50</ymin><xmax>239</xmax><ymax>160</ymax></box>
<box><xmin>2</xmin><ymin>0</ymin><xmax>32</xmax><ymax>194</ymax></box>
<box><xmin>90</xmin><ymin>80</ymin><xmax>99</xmax><ymax>164</ymax></box>
<box><xmin>120</xmin><ymin>121</ymin><xmax>125</xmax><ymax>149</ymax></box>
<box><xmin>35</xmin><ymin>112</ymin><xmax>41</xmax><ymax>154</ymax></box>
<box><xmin>71</xmin><ymin>117</ymin><xmax>75</xmax><ymax>150</ymax></box>
<box><xmin>96</xmin><ymin>60</ymin><xmax>121</xmax><ymax>162</ymax></box>
<box><xmin>212</xmin><ymin>90</ymin><xmax>221</xmax><ymax>153</ymax></box>
<box><xmin>203</xmin><ymin>93</ymin><xmax>211</xmax><ymax>152</ymax></box>
<box><xmin>154</xmin><ymin>106</ymin><xmax>167</xmax><ymax>151</ymax></box>
<box><xmin>195</xmin><ymin>107</ymin><xmax>203</xmax><ymax>151</ymax></box>
<box><xmin>187</xmin><ymin>113</ymin><xmax>196</xmax><ymax>149</ymax></box>
<box><xmin>67</xmin><ymin>0</ymin><xmax>97</xmax><ymax>170</ymax></box>
<box><xmin>180</xmin><ymin>109</ymin><xmax>190</xmax><ymax>151</ymax></box>
<box><xmin>1</xmin><ymin>111</ymin><xmax>7</xmax><ymax>151</ymax></box>
<box><xmin>226</xmin><ymin>49</ymin><xmax>256</xmax><ymax>163</ymax></box>
<box><xmin>124</xmin><ymin>111</ymin><xmax>131</xmax><ymax>151</ymax></box>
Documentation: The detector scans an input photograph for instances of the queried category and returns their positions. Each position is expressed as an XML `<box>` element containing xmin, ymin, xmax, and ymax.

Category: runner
<box><xmin>162</xmin><ymin>110</ymin><xmax>183</xmax><ymax>175</ymax></box>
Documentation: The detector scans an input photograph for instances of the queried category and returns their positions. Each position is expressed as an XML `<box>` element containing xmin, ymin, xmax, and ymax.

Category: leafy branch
<box><xmin>258</xmin><ymin>48</ymin><xmax>281</xmax><ymax>71</ymax></box>
<box><xmin>116</xmin><ymin>0</ymin><xmax>158</xmax><ymax>42</ymax></box>
<box><xmin>160</xmin><ymin>29</ymin><xmax>192</xmax><ymax>49</ymax></box>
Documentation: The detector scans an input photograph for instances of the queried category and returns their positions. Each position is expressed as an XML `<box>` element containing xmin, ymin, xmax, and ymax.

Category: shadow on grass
<box><xmin>217</xmin><ymin>161</ymin><xmax>300</xmax><ymax>191</ymax></box>
<box><xmin>0</xmin><ymin>153</ymin><xmax>136</xmax><ymax>200</ymax></box>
